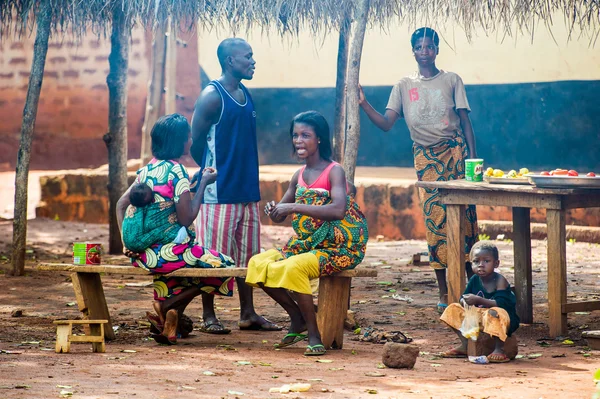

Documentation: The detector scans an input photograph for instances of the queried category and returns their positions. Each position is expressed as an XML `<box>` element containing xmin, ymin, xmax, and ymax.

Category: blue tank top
<box><xmin>201</xmin><ymin>80</ymin><xmax>260</xmax><ymax>204</ymax></box>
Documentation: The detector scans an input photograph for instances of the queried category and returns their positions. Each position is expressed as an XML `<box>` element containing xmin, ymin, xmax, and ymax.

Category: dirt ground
<box><xmin>0</xmin><ymin>219</ymin><xmax>599</xmax><ymax>399</ymax></box>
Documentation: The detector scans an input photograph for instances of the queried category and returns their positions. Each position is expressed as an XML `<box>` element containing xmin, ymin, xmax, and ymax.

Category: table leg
<box><xmin>546</xmin><ymin>209</ymin><xmax>567</xmax><ymax>337</ymax></box>
<box><xmin>446</xmin><ymin>204</ymin><xmax>466</xmax><ymax>303</ymax></box>
<box><xmin>71</xmin><ymin>272</ymin><xmax>115</xmax><ymax>340</ymax></box>
<box><xmin>512</xmin><ymin>207</ymin><xmax>533</xmax><ymax>324</ymax></box>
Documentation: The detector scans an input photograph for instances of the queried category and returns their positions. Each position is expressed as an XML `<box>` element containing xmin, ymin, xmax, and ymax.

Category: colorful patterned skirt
<box><xmin>413</xmin><ymin>134</ymin><xmax>478</xmax><ymax>270</ymax></box>
<box><xmin>132</xmin><ymin>242</ymin><xmax>236</xmax><ymax>301</ymax></box>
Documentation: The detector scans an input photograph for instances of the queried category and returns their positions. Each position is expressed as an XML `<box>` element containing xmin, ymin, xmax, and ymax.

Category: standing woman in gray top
<box><xmin>358</xmin><ymin>27</ymin><xmax>479</xmax><ymax>312</ymax></box>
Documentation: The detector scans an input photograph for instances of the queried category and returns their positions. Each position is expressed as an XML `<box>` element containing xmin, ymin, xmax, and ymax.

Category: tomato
<box><xmin>552</xmin><ymin>169</ymin><xmax>569</xmax><ymax>176</ymax></box>
<box><xmin>567</xmin><ymin>170</ymin><xmax>578</xmax><ymax>176</ymax></box>
<box><xmin>540</xmin><ymin>171</ymin><xmax>551</xmax><ymax>176</ymax></box>
<box><xmin>587</xmin><ymin>172</ymin><xmax>596</xmax><ymax>177</ymax></box>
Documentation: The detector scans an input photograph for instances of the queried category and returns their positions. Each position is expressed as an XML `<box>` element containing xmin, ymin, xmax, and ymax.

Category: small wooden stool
<box><xmin>54</xmin><ymin>320</ymin><xmax>108</xmax><ymax>353</ymax></box>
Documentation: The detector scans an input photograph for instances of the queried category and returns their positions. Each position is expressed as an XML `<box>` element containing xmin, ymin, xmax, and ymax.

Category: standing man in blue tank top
<box><xmin>190</xmin><ymin>38</ymin><xmax>282</xmax><ymax>333</ymax></box>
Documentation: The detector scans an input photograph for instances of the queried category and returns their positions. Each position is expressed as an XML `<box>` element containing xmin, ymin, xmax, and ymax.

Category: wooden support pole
<box><xmin>512</xmin><ymin>207</ymin><xmax>533</xmax><ymax>324</ymax></box>
<box><xmin>546</xmin><ymin>208</ymin><xmax>567</xmax><ymax>337</ymax></box>
<box><xmin>11</xmin><ymin>0</ymin><xmax>52</xmax><ymax>276</ymax></box>
<box><xmin>333</xmin><ymin>16</ymin><xmax>350</xmax><ymax>164</ymax></box>
<box><xmin>164</xmin><ymin>20</ymin><xmax>177</xmax><ymax>114</ymax></box>
<box><xmin>140</xmin><ymin>24</ymin><xmax>167</xmax><ymax>166</ymax></box>
<box><xmin>104</xmin><ymin>5</ymin><xmax>131</xmax><ymax>255</ymax></box>
<box><xmin>446</xmin><ymin>204</ymin><xmax>466</xmax><ymax>303</ymax></box>
<box><xmin>343</xmin><ymin>0</ymin><xmax>370</xmax><ymax>183</ymax></box>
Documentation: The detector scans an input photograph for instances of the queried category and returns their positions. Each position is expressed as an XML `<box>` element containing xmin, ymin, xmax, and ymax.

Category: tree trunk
<box><xmin>164</xmin><ymin>20</ymin><xmax>177</xmax><ymax>114</ymax></box>
<box><xmin>10</xmin><ymin>0</ymin><xmax>52</xmax><ymax>276</ymax></box>
<box><xmin>140</xmin><ymin>24</ymin><xmax>167</xmax><ymax>165</ymax></box>
<box><xmin>104</xmin><ymin>5</ymin><xmax>130</xmax><ymax>255</ymax></box>
<box><xmin>332</xmin><ymin>16</ymin><xmax>350</xmax><ymax>164</ymax></box>
<box><xmin>343</xmin><ymin>0</ymin><xmax>370</xmax><ymax>183</ymax></box>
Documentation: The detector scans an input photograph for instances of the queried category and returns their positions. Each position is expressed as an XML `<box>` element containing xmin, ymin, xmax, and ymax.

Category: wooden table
<box><xmin>415</xmin><ymin>180</ymin><xmax>600</xmax><ymax>337</ymax></box>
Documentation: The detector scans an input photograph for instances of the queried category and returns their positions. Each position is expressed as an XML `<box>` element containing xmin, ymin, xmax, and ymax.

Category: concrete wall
<box><xmin>36</xmin><ymin>172</ymin><xmax>600</xmax><ymax>240</ymax></box>
<box><xmin>0</xmin><ymin>27</ymin><xmax>199</xmax><ymax>171</ymax></box>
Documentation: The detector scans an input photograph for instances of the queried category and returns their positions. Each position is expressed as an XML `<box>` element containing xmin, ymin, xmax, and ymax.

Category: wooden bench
<box><xmin>54</xmin><ymin>319</ymin><xmax>108</xmax><ymax>353</ymax></box>
<box><xmin>37</xmin><ymin>263</ymin><xmax>377</xmax><ymax>349</ymax></box>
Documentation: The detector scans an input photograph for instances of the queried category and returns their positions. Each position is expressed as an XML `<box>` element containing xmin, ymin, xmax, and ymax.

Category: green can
<box><xmin>465</xmin><ymin>159</ymin><xmax>484</xmax><ymax>182</ymax></box>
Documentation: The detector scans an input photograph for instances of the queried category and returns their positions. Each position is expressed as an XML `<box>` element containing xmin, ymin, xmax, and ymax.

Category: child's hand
<box><xmin>462</xmin><ymin>294</ymin><xmax>481</xmax><ymax>306</ymax></box>
<box><xmin>264</xmin><ymin>200</ymin><xmax>276</xmax><ymax>216</ymax></box>
<box><xmin>201</xmin><ymin>167</ymin><xmax>217</xmax><ymax>185</ymax></box>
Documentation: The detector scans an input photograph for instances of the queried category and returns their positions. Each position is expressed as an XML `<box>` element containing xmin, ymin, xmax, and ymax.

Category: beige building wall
<box><xmin>198</xmin><ymin>18</ymin><xmax>600</xmax><ymax>88</ymax></box>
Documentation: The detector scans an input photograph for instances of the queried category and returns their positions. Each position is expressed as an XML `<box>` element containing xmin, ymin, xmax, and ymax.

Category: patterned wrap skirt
<box><xmin>413</xmin><ymin>134</ymin><xmax>478</xmax><ymax>269</ymax></box>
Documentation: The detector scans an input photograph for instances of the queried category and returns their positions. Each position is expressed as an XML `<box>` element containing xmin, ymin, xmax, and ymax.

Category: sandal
<box><xmin>487</xmin><ymin>353</ymin><xmax>510</xmax><ymax>363</ymax></box>
<box><xmin>199</xmin><ymin>319</ymin><xmax>231</xmax><ymax>335</ymax></box>
<box><xmin>440</xmin><ymin>348</ymin><xmax>468</xmax><ymax>358</ymax></box>
<box><xmin>146</xmin><ymin>312</ymin><xmax>163</xmax><ymax>335</ymax></box>
<box><xmin>152</xmin><ymin>309</ymin><xmax>178</xmax><ymax>345</ymax></box>
<box><xmin>304</xmin><ymin>344</ymin><xmax>326</xmax><ymax>356</ymax></box>
<box><xmin>274</xmin><ymin>333</ymin><xmax>308</xmax><ymax>349</ymax></box>
<box><xmin>238</xmin><ymin>318</ymin><xmax>282</xmax><ymax>331</ymax></box>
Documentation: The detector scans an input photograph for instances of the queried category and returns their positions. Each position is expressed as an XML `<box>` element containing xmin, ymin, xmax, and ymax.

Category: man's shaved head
<box><xmin>217</xmin><ymin>38</ymin><xmax>250</xmax><ymax>70</ymax></box>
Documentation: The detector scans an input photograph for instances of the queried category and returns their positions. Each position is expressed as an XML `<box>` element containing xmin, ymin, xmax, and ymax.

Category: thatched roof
<box><xmin>1</xmin><ymin>0</ymin><xmax>599</xmax><ymax>42</ymax></box>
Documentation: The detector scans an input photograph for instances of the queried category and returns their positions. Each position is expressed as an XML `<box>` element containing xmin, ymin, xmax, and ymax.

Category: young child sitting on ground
<box><xmin>129</xmin><ymin>183</ymin><xmax>154</xmax><ymax>207</ymax></box>
<box><xmin>439</xmin><ymin>240</ymin><xmax>520</xmax><ymax>363</ymax></box>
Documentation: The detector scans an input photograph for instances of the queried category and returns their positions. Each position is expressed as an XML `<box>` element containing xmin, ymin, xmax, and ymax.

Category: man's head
<box><xmin>217</xmin><ymin>38</ymin><xmax>255</xmax><ymax>80</ymax></box>
<box><xmin>129</xmin><ymin>183</ymin><xmax>154</xmax><ymax>208</ymax></box>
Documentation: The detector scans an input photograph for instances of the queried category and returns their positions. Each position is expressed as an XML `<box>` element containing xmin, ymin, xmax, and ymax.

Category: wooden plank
<box><xmin>561</xmin><ymin>194</ymin><xmax>600</xmax><ymax>209</ymax></box>
<box><xmin>446</xmin><ymin>204</ymin><xmax>466</xmax><ymax>304</ymax></box>
<box><xmin>512</xmin><ymin>207</ymin><xmax>533</xmax><ymax>324</ymax></box>
<box><xmin>71</xmin><ymin>272</ymin><xmax>116</xmax><ymax>341</ymax></box>
<box><xmin>55</xmin><ymin>324</ymin><xmax>71</xmax><ymax>353</ymax></box>
<box><xmin>416</xmin><ymin>180</ymin><xmax>592</xmax><ymax>195</ymax></box>
<box><xmin>317</xmin><ymin>276</ymin><xmax>352</xmax><ymax>349</ymax></box>
<box><xmin>38</xmin><ymin>264</ymin><xmax>152</xmax><ymax>274</ymax></box>
<box><xmin>37</xmin><ymin>264</ymin><xmax>377</xmax><ymax>278</ymax></box>
<box><xmin>68</xmin><ymin>335</ymin><xmax>104</xmax><ymax>343</ymax></box>
<box><xmin>54</xmin><ymin>320</ymin><xmax>108</xmax><ymax>325</ymax></box>
<box><xmin>562</xmin><ymin>301</ymin><xmax>600</xmax><ymax>313</ymax></box>
<box><xmin>439</xmin><ymin>190</ymin><xmax>561</xmax><ymax>209</ymax></box>
<box><xmin>546</xmin><ymin>209</ymin><xmax>567</xmax><ymax>337</ymax></box>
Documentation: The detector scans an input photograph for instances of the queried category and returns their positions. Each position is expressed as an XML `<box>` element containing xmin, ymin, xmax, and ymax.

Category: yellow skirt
<box><xmin>440</xmin><ymin>303</ymin><xmax>511</xmax><ymax>342</ymax></box>
<box><xmin>246</xmin><ymin>249</ymin><xmax>320</xmax><ymax>295</ymax></box>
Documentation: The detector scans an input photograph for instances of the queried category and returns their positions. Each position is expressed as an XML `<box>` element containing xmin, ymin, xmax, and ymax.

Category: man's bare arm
<box><xmin>190</xmin><ymin>86</ymin><xmax>222</xmax><ymax>166</ymax></box>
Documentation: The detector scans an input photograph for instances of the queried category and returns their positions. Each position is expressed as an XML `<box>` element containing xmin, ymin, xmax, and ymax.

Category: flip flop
<box><xmin>199</xmin><ymin>320</ymin><xmax>231</xmax><ymax>335</ymax></box>
<box><xmin>487</xmin><ymin>353</ymin><xmax>510</xmax><ymax>363</ymax></box>
<box><xmin>146</xmin><ymin>311</ymin><xmax>163</xmax><ymax>335</ymax></box>
<box><xmin>274</xmin><ymin>333</ymin><xmax>308</xmax><ymax>349</ymax></box>
<box><xmin>304</xmin><ymin>344</ymin><xmax>326</xmax><ymax>356</ymax></box>
<box><xmin>152</xmin><ymin>333</ymin><xmax>177</xmax><ymax>345</ymax></box>
<box><xmin>238</xmin><ymin>318</ymin><xmax>283</xmax><ymax>331</ymax></box>
<box><xmin>440</xmin><ymin>348</ymin><xmax>468</xmax><ymax>358</ymax></box>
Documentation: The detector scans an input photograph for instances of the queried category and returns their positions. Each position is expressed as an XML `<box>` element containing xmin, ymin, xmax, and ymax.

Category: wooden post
<box><xmin>317</xmin><ymin>276</ymin><xmax>352</xmax><ymax>349</ymax></box>
<box><xmin>104</xmin><ymin>5</ymin><xmax>131</xmax><ymax>255</ymax></box>
<box><xmin>512</xmin><ymin>207</ymin><xmax>533</xmax><ymax>324</ymax></box>
<box><xmin>71</xmin><ymin>272</ymin><xmax>115</xmax><ymax>340</ymax></box>
<box><xmin>342</xmin><ymin>0</ymin><xmax>370</xmax><ymax>182</ymax></box>
<box><xmin>446</xmin><ymin>204</ymin><xmax>466</xmax><ymax>303</ymax></box>
<box><xmin>332</xmin><ymin>16</ymin><xmax>350</xmax><ymax>164</ymax></box>
<box><xmin>10</xmin><ymin>0</ymin><xmax>52</xmax><ymax>276</ymax></box>
<box><xmin>546</xmin><ymin>208</ymin><xmax>567</xmax><ymax>337</ymax></box>
<box><xmin>164</xmin><ymin>20</ymin><xmax>177</xmax><ymax>114</ymax></box>
<box><xmin>140</xmin><ymin>24</ymin><xmax>167</xmax><ymax>166</ymax></box>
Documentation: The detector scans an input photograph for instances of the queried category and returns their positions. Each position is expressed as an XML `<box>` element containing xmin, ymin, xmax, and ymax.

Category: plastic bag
<box><xmin>459</xmin><ymin>303</ymin><xmax>480</xmax><ymax>341</ymax></box>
